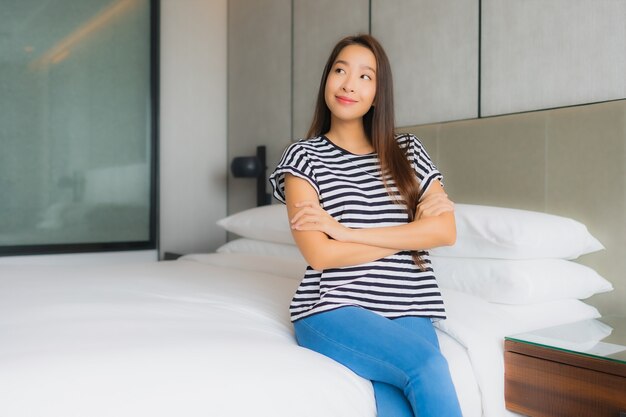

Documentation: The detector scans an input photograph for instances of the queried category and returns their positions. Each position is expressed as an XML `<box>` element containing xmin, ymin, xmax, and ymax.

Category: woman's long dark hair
<box><xmin>307</xmin><ymin>34</ymin><xmax>425</xmax><ymax>268</ymax></box>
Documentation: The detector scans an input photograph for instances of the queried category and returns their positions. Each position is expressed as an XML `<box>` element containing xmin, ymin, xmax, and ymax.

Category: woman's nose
<box><xmin>341</xmin><ymin>81</ymin><xmax>354</xmax><ymax>92</ymax></box>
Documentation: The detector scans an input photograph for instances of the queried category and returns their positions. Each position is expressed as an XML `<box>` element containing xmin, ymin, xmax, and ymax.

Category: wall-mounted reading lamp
<box><xmin>230</xmin><ymin>145</ymin><xmax>272</xmax><ymax>206</ymax></box>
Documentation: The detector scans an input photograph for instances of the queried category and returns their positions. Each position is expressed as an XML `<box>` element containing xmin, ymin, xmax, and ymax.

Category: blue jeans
<box><xmin>293</xmin><ymin>306</ymin><xmax>462</xmax><ymax>417</ymax></box>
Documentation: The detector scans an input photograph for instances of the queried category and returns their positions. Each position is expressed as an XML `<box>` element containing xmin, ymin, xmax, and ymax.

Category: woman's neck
<box><xmin>325</xmin><ymin>120</ymin><xmax>374</xmax><ymax>155</ymax></box>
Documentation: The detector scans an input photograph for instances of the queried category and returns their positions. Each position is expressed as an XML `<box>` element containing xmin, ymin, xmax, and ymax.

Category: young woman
<box><xmin>269</xmin><ymin>34</ymin><xmax>462</xmax><ymax>417</ymax></box>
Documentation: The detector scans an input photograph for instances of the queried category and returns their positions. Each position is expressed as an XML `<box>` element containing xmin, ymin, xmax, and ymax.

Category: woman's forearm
<box><xmin>295</xmin><ymin>213</ymin><xmax>455</xmax><ymax>270</ymax></box>
<box><xmin>285</xmin><ymin>174</ymin><xmax>398</xmax><ymax>270</ymax></box>
<box><xmin>289</xmin><ymin>180</ymin><xmax>455</xmax><ymax>253</ymax></box>
<box><xmin>342</xmin><ymin>212</ymin><xmax>456</xmax><ymax>251</ymax></box>
<box><xmin>298</xmin><ymin>235</ymin><xmax>398</xmax><ymax>271</ymax></box>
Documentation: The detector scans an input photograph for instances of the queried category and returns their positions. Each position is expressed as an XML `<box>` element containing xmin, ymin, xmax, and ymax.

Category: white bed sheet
<box><xmin>183</xmin><ymin>253</ymin><xmax>483</xmax><ymax>417</ymax></box>
<box><xmin>0</xmin><ymin>259</ymin><xmax>374</xmax><ymax>417</ymax></box>
<box><xmin>0</xmin><ymin>253</ymin><xmax>600</xmax><ymax>417</ymax></box>
<box><xmin>183</xmin><ymin>253</ymin><xmax>601</xmax><ymax>417</ymax></box>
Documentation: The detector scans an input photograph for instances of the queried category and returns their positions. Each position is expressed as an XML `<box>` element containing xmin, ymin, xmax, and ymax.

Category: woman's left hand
<box><xmin>416</xmin><ymin>186</ymin><xmax>455</xmax><ymax>220</ymax></box>
<box><xmin>290</xmin><ymin>201</ymin><xmax>350</xmax><ymax>241</ymax></box>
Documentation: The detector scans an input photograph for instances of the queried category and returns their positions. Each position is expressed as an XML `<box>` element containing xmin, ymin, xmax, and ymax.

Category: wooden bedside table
<box><xmin>504</xmin><ymin>316</ymin><xmax>626</xmax><ymax>417</ymax></box>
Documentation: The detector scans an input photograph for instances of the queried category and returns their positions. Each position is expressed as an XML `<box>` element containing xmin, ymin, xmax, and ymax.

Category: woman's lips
<box><xmin>336</xmin><ymin>95</ymin><xmax>357</xmax><ymax>104</ymax></box>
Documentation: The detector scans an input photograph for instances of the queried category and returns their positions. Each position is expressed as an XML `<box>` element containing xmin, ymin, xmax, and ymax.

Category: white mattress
<box><xmin>0</xmin><ymin>253</ymin><xmax>600</xmax><ymax>417</ymax></box>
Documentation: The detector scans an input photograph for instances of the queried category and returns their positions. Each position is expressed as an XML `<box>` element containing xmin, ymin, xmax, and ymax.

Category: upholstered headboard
<box><xmin>402</xmin><ymin>99</ymin><xmax>626</xmax><ymax>318</ymax></box>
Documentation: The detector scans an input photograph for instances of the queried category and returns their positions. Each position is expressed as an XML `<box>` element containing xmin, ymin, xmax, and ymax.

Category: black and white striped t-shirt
<box><xmin>269</xmin><ymin>133</ymin><xmax>446</xmax><ymax>322</ymax></box>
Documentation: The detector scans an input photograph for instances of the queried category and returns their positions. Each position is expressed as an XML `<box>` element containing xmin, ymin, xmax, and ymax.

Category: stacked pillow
<box><xmin>429</xmin><ymin>204</ymin><xmax>612</xmax><ymax>305</ymax></box>
<box><xmin>216</xmin><ymin>203</ymin><xmax>612</xmax><ymax>304</ymax></box>
<box><xmin>217</xmin><ymin>204</ymin><xmax>294</xmax><ymax>246</ymax></box>
<box><xmin>429</xmin><ymin>204</ymin><xmax>604</xmax><ymax>260</ymax></box>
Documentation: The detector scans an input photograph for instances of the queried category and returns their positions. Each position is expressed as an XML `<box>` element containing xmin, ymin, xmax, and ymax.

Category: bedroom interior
<box><xmin>227</xmin><ymin>0</ymin><xmax>626</xmax><ymax>319</ymax></box>
<box><xmin>1</xmin><ymin>0</ymin><xmax>625</xmax><ymax>416</ymax></box>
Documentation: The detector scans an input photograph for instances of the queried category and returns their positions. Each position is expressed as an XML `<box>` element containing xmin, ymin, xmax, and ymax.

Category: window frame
<box><xmin>0</xmin><ymin>0</ymin><xmax>160</xmax><ymax>257</ymax></box>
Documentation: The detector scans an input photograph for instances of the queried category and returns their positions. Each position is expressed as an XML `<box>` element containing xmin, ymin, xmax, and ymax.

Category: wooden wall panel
<box><xmin>292</xmin><ymin>0</ymin><xmax>369</xmax><ymax>139</ymax></box>
<box><xmin>227</xmin><ymin>0</ymin><xmax>292</xmax><ymax>214</ymax></box>
<box><xmin>481</xmin><ymin>0</ymin><xmax>626</xmax><ymax>116</ymax></box>
<box><xmin>372</xmin><ymin>0</ymin><xmax>479</xmax><ymax>126</ymax></box>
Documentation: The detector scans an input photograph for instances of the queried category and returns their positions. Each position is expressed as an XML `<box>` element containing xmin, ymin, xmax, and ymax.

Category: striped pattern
<box><xmin>269</xmin><ymin>134</ymin><xmax>446</xmax><ymax>322</ymax></box>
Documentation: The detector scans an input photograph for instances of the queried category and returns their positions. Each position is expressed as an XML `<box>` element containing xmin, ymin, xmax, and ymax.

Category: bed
<box><xmin>0</xmin><ymin>204</ymin><xmax>611</xmax><ymax>417</ymax></box>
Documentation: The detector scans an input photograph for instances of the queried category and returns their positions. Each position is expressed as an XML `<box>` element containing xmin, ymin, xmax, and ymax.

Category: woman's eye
<box><xmin>361</xmin><ymin>74</ymin><xmax>372</xmax><ymax>80</ymax></box>
<box><xmin>335</xmin><ymin>68</ymin><xmax>345</xmax><ymax>74</ymax></box>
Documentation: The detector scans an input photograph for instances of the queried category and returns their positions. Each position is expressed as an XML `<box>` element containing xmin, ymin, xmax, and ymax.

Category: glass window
<box><xmin>0</xmin><ymin>0</ymin><xmax>156</xmax><ymax>255</ymax></box>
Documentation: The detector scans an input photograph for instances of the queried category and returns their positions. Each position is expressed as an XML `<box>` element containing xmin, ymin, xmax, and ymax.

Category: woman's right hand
<box><xmin>284</xmin><ymin>173</ymin><xmax>397</xmax><ymax>270</ymax></box>
<box><xmin>290</xmin><ymin>200</ymin><xmax>350</xmax><ymax>242</ymax></box>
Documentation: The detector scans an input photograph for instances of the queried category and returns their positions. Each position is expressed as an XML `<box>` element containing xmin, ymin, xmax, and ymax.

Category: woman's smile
<box><xmin>335</xmin><ymin>95</ymin><xmax>358</xmax><ymax>104</ymax></box>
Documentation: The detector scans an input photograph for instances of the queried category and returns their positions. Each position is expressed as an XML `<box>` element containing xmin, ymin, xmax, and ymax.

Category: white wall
<box><xmin>159</xmin><ymin>0</ymin><xmax>228</xmax><ymax>257</ymax></box>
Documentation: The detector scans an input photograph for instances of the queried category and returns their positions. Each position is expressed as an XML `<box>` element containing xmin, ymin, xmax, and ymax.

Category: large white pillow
<box><xmin>217</xmin><ymin>204</ymin><xmax>293</xmax><ymax>244</ymax></box>
<box><xmin>497</xmin><ymin>299</ymin><xmax>601</xmax><ymax>332</ymax></box>
<box><xmin>430</xmin><ymin>204</ymin><xmax>604</xmax><ymax>260</ymax></box>
<box><xmin>217</xmin><ymin>237</ymin><xmax>302</xmax><ymax>259</ymax></box>
<box><xmin>217</xmin><ymin>203</ymin><xmax>604</xmax><ymax>260</ymax></box>
<box><xmin>430</xmin><ymin>256</ymin><xmax>613</xmax><ymax>305</ymax></box>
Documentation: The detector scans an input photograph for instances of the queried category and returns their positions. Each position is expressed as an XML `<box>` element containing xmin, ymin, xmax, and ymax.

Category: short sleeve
<box><xmin>407</xmin><ymin>134</ymin><xmax>443</xmax><ymax>198</ymax></box>
<box><xmin>269</xmin><ymin>142</ymin><xmax>320</xmax><ymax>204</ymax></box>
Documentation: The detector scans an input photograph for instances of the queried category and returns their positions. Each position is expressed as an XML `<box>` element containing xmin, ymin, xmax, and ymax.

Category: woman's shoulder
<box><xmin>394</xmin><ymin>132</ymin><xmax>422</xmax><ymax>149</ymax></box>
<box><xmin>294</xmin><ymin>135</ymin><xmax>326</xmax><ymax>147</ymax></box>
<box><xmin>283</xmin><ymin>136</ymin><xmax>330</xmax><ymax>156</ymax></box>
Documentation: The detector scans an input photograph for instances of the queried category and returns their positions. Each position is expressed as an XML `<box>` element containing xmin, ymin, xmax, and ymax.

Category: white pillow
<box><xmin>498</xmin><ymin>299</ymin><xmax>601</xmax><ymax>333</ymax></box>
<box><xmin>217</xmin><ymin>204</ymin><xmax>293</xmax><ymax>244</ymax></box>
<box><xmin>217</xmin><ymin>203</ymin><xmax>604</xmax><ymax>260</ymax></box>
<box><xmin>217</xmin><ymin>237</ymin><xmax>303</xmax><ymax>259</ymax></box>
<box><xmin>430</xmin><ymin>204</ymin><xmax>604</xmax><ymax>260</ymax></box>
<box><xmin>430</xmin><ymin>256</ymin><xmax>613</xmax><ymax>305</ymax></box>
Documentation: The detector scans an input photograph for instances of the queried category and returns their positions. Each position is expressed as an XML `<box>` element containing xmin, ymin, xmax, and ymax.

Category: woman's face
<box><xmin>324</xmin><ymin>44</ymin><xmax>377</xmax><ymax>125</ymax></box>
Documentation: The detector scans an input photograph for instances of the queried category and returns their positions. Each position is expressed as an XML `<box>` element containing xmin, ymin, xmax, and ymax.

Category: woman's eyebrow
<box><xmin>362</xmin><ymin>65</ymin><xmax>376</xmax><ymax>73</ymax></box>
<box><xmin>334</xmin><ymin>59</ymin><xmax>376</xmax><ymax>73</ymax></box>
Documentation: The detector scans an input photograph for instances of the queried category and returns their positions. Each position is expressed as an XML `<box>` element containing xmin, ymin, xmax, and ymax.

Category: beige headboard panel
<box><xmin>403</xmin><ymin>99</ymin><xmax>626</xmax><ymax>317</ymax></box>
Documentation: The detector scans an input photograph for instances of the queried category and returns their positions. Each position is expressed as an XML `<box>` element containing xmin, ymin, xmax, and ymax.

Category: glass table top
<box><xmin>506</xmin><ymin>316</ymin><xmax>626</xmax><ymax>365</ymax></box>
